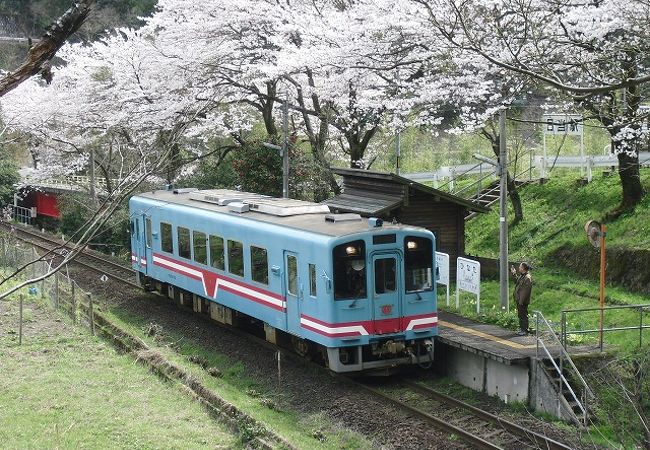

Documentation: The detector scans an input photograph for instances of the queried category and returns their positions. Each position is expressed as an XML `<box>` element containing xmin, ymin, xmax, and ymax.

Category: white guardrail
<box><xmin>405</xmin><ymin>163</ymin><xmax>497</xmax><ymax>189</ymax></box>
<box><xmin>20</xmin><ymin>175</ymin><xmax>117</xmax><ymax>193</ymax></box>
<box><xmin>536</xmin><ymin>152</ymin><xmax>650</xmax><ymax>181</ymax></box>
<box><xmin>404</xmin><ymin>151</ymin><xmax>650</xmax><ymax>187</ymax></box>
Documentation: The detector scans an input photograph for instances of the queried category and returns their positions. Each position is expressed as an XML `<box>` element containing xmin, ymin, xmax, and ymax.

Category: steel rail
<box><xmin>1</xmin><ymin>223</ymin><xmax>140</xmax><ymax>289</ymax></box>
<box><xmin>351</xmin><ymin>380</ymin><xmax>503</xmax><ymax>450</ymax></box>
<box><xmin>402</xmin><ymin>380</ymin><xmax>574</xmax><ymax>450</ymax></box>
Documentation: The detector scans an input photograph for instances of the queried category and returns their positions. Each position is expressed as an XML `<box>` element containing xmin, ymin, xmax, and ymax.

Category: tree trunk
<box><xmin>507</xmin><ymin>172</ymin><xmax>523</xmax><ymax>225</ymax></box>
<box><xmin>616</xmin><ymin>150</ymin><xmax>644</xmax><ymax>210</ymax></box>
<box><xmin>488</xmin><ymin>135</ymin><xmax>524</xmax><ymax>225</ymax></box>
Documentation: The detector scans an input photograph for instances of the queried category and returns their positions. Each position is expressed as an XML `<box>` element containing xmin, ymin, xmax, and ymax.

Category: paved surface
<box><xmin>437</xmin><ymin>312</ymin><xmax>600</xmax><ymax>365</ymax></box>
<box><xmin>438</xmin><ymin>311</ymin><xmax>543</xmax><ymax>365</ymax></box>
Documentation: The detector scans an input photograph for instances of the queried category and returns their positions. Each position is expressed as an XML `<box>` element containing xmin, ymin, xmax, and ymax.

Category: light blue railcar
<box><xmin>129</xmin><ymin>189</ymin><xmax>438</xmax><ymax>373</ymax></box>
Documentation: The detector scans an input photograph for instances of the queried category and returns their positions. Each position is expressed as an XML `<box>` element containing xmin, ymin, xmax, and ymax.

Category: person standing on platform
<box><xmin>511</xmin><ymin>262</ymin><xmax>533</xmax><ymax>336</ymax></box>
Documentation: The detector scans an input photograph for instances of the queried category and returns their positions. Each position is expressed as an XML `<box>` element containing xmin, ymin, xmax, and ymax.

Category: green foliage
<box><xmin>0</xmin><ymin>159</ymin><xmax>19</xmax><ymax>207</ymax></box>
<box><xmin>57</xmin><ymin>193</ymin><xmax>129</xmax><ymax>255</ymax></box>
<box><xmin>231</xmin><ymin>140</ymin><xmax>284</xmax><ymax>196</ymax></box>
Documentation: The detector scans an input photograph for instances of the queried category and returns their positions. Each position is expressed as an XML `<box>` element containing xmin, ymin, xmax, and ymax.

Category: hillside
<box><xmin>466</xmin><ymin>169</ymin><xmax>650</xmax><ymax>284</ymax></box>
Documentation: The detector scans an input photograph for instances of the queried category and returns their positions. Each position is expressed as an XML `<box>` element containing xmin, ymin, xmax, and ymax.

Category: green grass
<box><xmin>460</xmin><ymin>170</ymin><xmax>650</xmax><ymax>351</ymax></box>
<box><xmin>103</xmin><ymin>306</ymin><xmax>373</xmax><ymax>450</ymax></box>
<box><xmin>467</xmin><ymin>170</ymin><xmax>650</xmax><ymax>259</ymax></box>
<box><xmin>0</xmin><ymin>295</ymin><xmax>240</xmax><ymax>449</ymax></box>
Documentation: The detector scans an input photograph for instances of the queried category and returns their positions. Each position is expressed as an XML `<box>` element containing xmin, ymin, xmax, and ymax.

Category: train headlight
<box><xmin>345</xmin><ymin>245</ymin><xmax>358</xmax><ymax>255</ymax></box>
<box><xmin>406</xmin><ymin>240</ymin><xmax>418</xmax><ymax>250</ymax></box>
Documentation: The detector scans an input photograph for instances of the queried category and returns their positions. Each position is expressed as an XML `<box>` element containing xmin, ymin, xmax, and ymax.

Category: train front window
<box><xmin>404</xmin><ymin>236</ymin><xmax>433</xmax><ymax>293</ymax></box>
<box><xmin>333</xmin><ymin>240</ymin><xmax>366</xmax><ymax>300</ymax></box>
<box><xmin>161</xmin><ymin>222</ymin><xmax>173</xmax><ymax>253</ymax></box>
<box><xmin>374</xmin><ymin>257</ymin><xmax>396</xmax><ymax>294</ymax></box>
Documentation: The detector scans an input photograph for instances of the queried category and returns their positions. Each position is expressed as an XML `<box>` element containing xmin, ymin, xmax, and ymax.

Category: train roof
<box><xmin>133</xmin><ymin>189</ymin><xmax>427</xmax><ymax>238</ymax></box>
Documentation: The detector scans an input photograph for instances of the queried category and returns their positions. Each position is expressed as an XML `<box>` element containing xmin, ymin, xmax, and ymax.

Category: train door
<box><xmin>371</xmin><ymin>252</ymin><xmax>403</xmax><ymax>335</ymax></box>
<box><xmin>140</xmin><ymin>215</ymin><xmax>151</xmax><ymax>275</ymax></box>
<box><xmin>284</xmin><ymin>251</ymin><xmax>301</xmax><ymax>334</ymax></box>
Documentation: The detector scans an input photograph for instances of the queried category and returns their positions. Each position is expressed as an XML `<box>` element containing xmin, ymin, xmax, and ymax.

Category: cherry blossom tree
<box><xmin>417</xmin><ymin>0</ymin><xmax>650</xmax><ymax>212</ymax></box>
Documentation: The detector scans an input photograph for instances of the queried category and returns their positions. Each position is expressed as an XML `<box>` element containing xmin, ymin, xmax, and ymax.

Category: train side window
<box><xmin>227</xmin><ymin>240</ymin><xmax>244</xmax><ymax>277</ymax></box>
<box><xmin>130</xmin><ymin>220</ymin><xmax>135</xmax><ymax>236</ymax></box>
<box><xmin>250</xmin><ymin>246</ymin><xmax>268</xmax><ymax>285</ymax></box>
<box><xmin>178</xmin><ymin>227</ymin><xmax>191</xmax><ymax>259</ymax></box>
<box><xmin>286</xmin><ymin>255</ymin><xmax>298</xmax><ymax>296</ymax></box>
<box><xmin>193</xmin><ymin>231</ymin><xmax>207</xmax><ymax>265</ymax></box>
<box><xmin>309</xmin><ymin>263</ymin><xmax>317</xmax><ymax>297</ymax></box>
<box><xmin>161</xmin><ymin>222</ymin><xmax>173</xmax><ymax>253</ymax></box>
<box><xmin>145</xmin><ymin>218</ymin><xmax>152</xmax><ymax>248</ymax></box>
<box><xmin>333</xmin><ymin>240</ymin><xmax>366</xmax><ymax>300</ymax></box>
<box><xmin>404</xmin><ymin>236</ymin><xmax>433</xmax><ymax>293</ymax></box>
<box><xmin>209</xmin><ymin>235</ymin><xmax>224</xmax><ymax>270</ymax></box>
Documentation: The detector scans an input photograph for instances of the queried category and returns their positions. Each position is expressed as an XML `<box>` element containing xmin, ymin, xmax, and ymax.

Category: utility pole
<box><xmin>396</xmin><ymin>131</ymin><xmax>401</xmax><ymax>175</ymax></box>
<box><xmin>262</xmin><ymin>98</ymin><xmax>290</xmax><ymax>198</ymax></box>
<box><xmin>499</xmin><ymin>107</ymin><xmax>509</xmax><ymax>311</ymax></box>
<box><xmin>282</xmin><ymin>100</ymin><xmax>289</xmax><ymax>198</ymax></box>
<box><xmin>89</xmin><ymin>147</ymin><xmax>97</xmax><ymax>203</ymax></box>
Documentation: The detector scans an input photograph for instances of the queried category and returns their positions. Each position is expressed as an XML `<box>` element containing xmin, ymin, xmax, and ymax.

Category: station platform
<box><xmin>434</xmin><ymin>311</ymin><xmax>600</xmax><ymax>422</ymax></box>
<box><xmin>437</xmin><ymin>311</ymin><xmax>539</xmax><ymax>365</ymax></box>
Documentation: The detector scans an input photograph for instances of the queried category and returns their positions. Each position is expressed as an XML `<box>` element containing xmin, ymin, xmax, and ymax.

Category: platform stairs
<box><xmin>534</xmin><ymin>312</ymin><xmax>594</xmax><ymax>426</ymax></box>
<box><xmin>460</xmin><ymin>167</ymin><xmax>535</xmax><ymax>220</ymax></box>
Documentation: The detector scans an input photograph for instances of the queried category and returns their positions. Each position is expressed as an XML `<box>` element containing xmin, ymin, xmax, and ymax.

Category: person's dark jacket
<box><xmin>514</xmin><ymin>272</ymin><xmax>532</xmax><ymax>305</ymax></box>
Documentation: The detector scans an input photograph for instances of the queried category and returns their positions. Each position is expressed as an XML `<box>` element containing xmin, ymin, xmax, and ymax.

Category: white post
<box><xmin>449</xmin><ymin>168</ymin><xmax>455</xmax><ymax>193</ymax></box>
<box><xmin>542</xmin><ymin>133</ymin><xmax>547</xmax><ymax>179</ymax></box>
<box><xmin>396</xmin><ymin>131</ymin><xmax>401</xmax><ymax>175</ymax></box>
<box><xmin>580</xmin><ymin>124</ymin><xmax>585</xmax><ymax>178</ymax></box>
<box><xmin>446</xmin><ymin>284</ymin><xmax>450</xmax><ymax>307</ymax></box>
<box><xmin>282</xmin><ymin>100</ymin><xmax>289</xmax><ymax>199</ymax></box>
<box><xmin>499</xmin><ymin>108</ymin><xmax>509</xmax><ymax>312</ymax></box>
<box><xmin>455</xmin><ymin>286</ymin><xmax>460</xmax><ymax>310</ymax></box>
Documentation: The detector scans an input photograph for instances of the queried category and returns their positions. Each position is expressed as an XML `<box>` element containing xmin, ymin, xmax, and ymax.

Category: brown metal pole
<box><xmin>599</xmin><ymin>225</ymin><xmax>607</xmax><ymax>351</ymax></box>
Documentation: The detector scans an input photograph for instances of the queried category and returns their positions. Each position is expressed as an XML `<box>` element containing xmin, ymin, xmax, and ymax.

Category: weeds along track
<box><xmin>353</xmin><ymin>379</ymin><xmax>573</xmax><ymax>450</ymax></box>
<box><xmin>3</xmin><ymin>223</ymin><xmax>580</xmax><ymax>450</ymax></box>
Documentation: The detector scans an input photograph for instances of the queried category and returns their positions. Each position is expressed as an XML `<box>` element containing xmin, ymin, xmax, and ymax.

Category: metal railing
<box><xmin>20</xmin><ymin>175</ymin><xmax>118</xmax><ymax>193</ymax></box>
<box><xmin>535</xmin><ymin>311</ymin><xmax>593</xmax><ymax>426</ymax></box>
<box><xmin>561</xmin><ymin>304</ymin><xmax>650</xmax><ymax>350</ymax></box>
<box><xmin>10</xmin><ymin>205</ymin><xmax>35</xmax><ymax>225</ymax></box>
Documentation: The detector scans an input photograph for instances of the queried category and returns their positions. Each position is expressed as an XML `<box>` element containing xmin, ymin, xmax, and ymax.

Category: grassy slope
<box><xmin>0</xmin><ymin>294</ymin><xmax>240</xmax><ymax>449</ymax></box>
<box><xmin>467</xmin><ymin>169</ymin><xmax>650</xmax><ymax>259</ymax></box>
<box><xmin>457</xmin><ymin>169</ymin><xmax>650</xmax><ymax>350</ymax></box>
<box><xmin>104</xmin><ymin>306</ymin><xmax>373</xmax><ymax>450</ymax></box>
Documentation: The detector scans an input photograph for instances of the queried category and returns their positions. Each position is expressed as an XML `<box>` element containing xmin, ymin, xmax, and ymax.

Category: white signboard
<box><xmin>456</xmin><ymin>257</ymin><xmax>481</xmax><ymax>313</ymax></box>
<box><xmin>435</xmin><ymin>251</ymin><xmax>450</xmax><ymax>306</ymax></box>
<box><xmin>435</xmin><ymin>252</ymin><xmax>449</xmax><ymax>285</ymax></box>
<box><xmin>543</xmin><ymin>114</ymin><xmax>583</xmax><ymax>136</ymax></box>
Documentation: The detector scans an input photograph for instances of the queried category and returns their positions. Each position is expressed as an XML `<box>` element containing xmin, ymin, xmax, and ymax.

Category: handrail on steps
<box><xmin>535</xmin><ymin>311</ymin><xmax>594</xmax><ymax>426</ymax></box>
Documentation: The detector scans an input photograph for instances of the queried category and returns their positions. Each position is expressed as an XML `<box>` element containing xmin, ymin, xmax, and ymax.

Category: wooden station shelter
<box><xmin>324</xmin><ymin>168</ymin><xmax>489</xmax><ymax>279</ymax></box>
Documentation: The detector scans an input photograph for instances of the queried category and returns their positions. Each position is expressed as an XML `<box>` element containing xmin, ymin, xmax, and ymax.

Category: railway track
<box><xmin>353</xmin><ymin>379</ymin><xmax>573</xmax><ymax>450</ymax></box>
<box><xmin>0</xmin><ymin>222</ymin><xmax>138</xmax><ymax>288</ymax></box>
<box><xmin>2</xmin><ymin>222</ymin><xmax>577</xmax><ymax>450</ymax></box>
